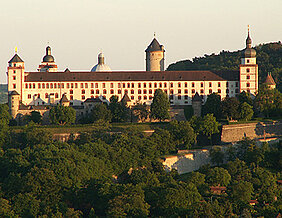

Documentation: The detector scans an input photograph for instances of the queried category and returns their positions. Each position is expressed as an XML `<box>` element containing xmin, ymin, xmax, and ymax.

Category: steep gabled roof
<box><xmin>192</xmin><ymin>92</ymin><xmax>202</xmax><ymax>102</ymax></box>
<box><xmin>60</xmin><ymin>94</ymin><xmax>69</xmax><ymax>103</ymax></box>
<box><xmin>8</xmin><ymin>54</ymin><xmax>24</xmax><ymax>63</ymax></box>
<box><xmin>9</xmin><ymin>90</ymin><xmax>20</xmax><ymax>95</ymax></box>
<box><xmin>265</xmin><ymin>73</ymin><xmax>276</xmax><ymax>85</ymax></box>
<box><xmin>145</xmin><ymin>38</ymin><xmax>163</xmax><ymax>52</ymax></box>
<box><xmin>121</xmin><ymin>93</ymin><xmax>131</xmax><ymax>103</ymax></box>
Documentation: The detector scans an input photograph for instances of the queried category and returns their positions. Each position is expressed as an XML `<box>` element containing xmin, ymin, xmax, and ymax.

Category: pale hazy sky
<box><xmin>0</xmin><ymin>0</ymin><xmax>281</xmax><ymax>83</ymax></box>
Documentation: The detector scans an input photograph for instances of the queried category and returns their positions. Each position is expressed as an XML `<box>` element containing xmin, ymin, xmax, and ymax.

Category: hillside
<box><xmin>0</xmin><ymin>84</ymin><xmax>7</xmax><ymax>104</ymax></box>
<box><xmin>167</xmin><ymin>42</ymin><xmax>282</xmax><ymax>92</ymax></box>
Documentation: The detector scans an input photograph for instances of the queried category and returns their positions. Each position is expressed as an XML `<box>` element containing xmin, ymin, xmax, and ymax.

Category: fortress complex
<box><xmin>7</xmin><ymin>29</ymin><xmax>260</xmax><ymax>120</ymax></box>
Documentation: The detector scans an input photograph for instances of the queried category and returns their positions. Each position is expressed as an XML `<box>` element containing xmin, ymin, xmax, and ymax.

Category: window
<box><xmin>164</xmin><ymin>83</ymin><xmax>167</xmax><ymax>88</ymax></box>
<box><xmin>50</xmin><ymin>83</ymin><xmax>53</xmax><ymax>89</ymax></box>
<box><xmin>85</xmin><ymin>83</ymin><xmax>88</xmax><ymax>88</ymax></box>
<box><xmin>178</xmin><ymin>95</ymin><xmax>181</xmax><ymax>100</ymax></box>
<box><xmin>96</xmin><ymin>90</ymin><xmax>99</xmax><ymax>94</ymax></box>
<box><xmin>184</xmin><ymin>89</ymin><xmax>188</xmax><ymax>94</ymax></box>
<box><xmin>13</xmin><ymin>76</ymin><xmax>16</xmax><ymax>80</ymax></box>
<box><xmin>170</xmin><ymin>83</ymin><xmax>173</xmax><ymax>88</ymax></box>
<box><xmin>209</xmin><ymin>82</ymin><xmax>212</xmax><ymax>87</ymax></box>
<box><xmin>247</xmin><ymin>75</ymin><xmax>250</xmax><ymax>79</ymax></box>
<box><xmin>200</xmin><ymin>89</ymin><xmax>204</xmax><ymax>94</ymax></box>
<box><xmin>185</xmin><ymin>82</ymin><xmax>188</xmax><ymax>88</ymax></box>
<box><xmin>226</xmin><ymin>82</ymin><xmax>229</xmax><ymax>87</ymax></box>
<box><xmin>209</xmin><ymin>89</ymin><xmax>212</xmax><ymax>94</ymax></box>
<box><xmin>201</xmin><ymin>82</ymin><xmax>203</xmax><ymax>88</ymax></box>
<box><xmin>184</xmin><ymin>95</ymin><xmax>188</xmax><ymax>100</ymax></box>
<box><xmin>67</xmin><ymin>83</ymin><xmax>69</xmax><ymax>88</ymax></box>
<box><xmin>247</xmin><ymin>59</ymin><xmax>250</xmax><ymax>63</ymax></box>
<box><xmin>127</xmin><ymin>83</ymin><xmax>130</xmax><ymax>88</ymax></box>
<box><xmin>144</xmin><ymin>83</ymin><xmax>147</xmax><ymax>88</ymax></box>
<box><xmin>13</xmin><ymin>84</ymin><xmax>16</xmax><ymax>89</ymax></box>
<box><xmin>81</xmin><ymin>83</ymin><xmax>84</xmax><ymax>88</ymax></box>
<box><xmin>28</xmin><ymin>94</ymin><xmax>31</xmax><ymax>99</ymax></box>
<box><xmin>54</xmin><ymin>83</ymin><xmax>57</xmax><ymax>89</ymax></box>
<box><xmin>82</xmin><ymin>95</ymin><xmax>85</xmax><ymax>100</ymax></box>
<box><xmin>149</xmin><ymin>83</ymin><xmax>152</xmax><ymax>88</ymax></box>
<box><xmin>131</xmin><ymin>90</ymin><xmax>134</xmax><ymax>94</ymax></box>
<box><xmin>29</xmin><ymin>84</ymin><xmax>32</xmax><ymax>89</ymax></box>
<box><xmin>91</xmin><ymin>83</ymin><xmax>94</xmax><ymax>88</ymax></box>
<box><xmin>25</xmin><ymin>84</ymin><xmax>28</xmax><ymax>89</ymax></box>
<box><xmin>138</xmin><ymin>90</ymin><xmax>141</xmax><ymax>94</ymax></box>
<box><xmin>131</xmin><ymin>96</ymin><xmax>134</xmax><ymax>100</ymax></box>
<box><xmin>143</xmin><ymin>90</ymin><xmax>147</xmax><ymax>94</ymax></box>
<box><xmin>123</xmin><ymin>83</ymin><xmax>126</xmax><ymax>88</ymax></box>
<box><xmin>192</xmin><ymin>89</ymin><xmax>195</xmax><ymax>94</ymax></box>
<box><xmin>178</xmin><ymin>89</ymin><xmax>181</xmax><ymax>94</ymax></box>
<box><xmin>226</xmin><ymin>89</ymin><xmax>229</xmax><ymax>93</ymax></box>
<box><xmin>164</xmin><ymin>90</ymin><xmax>167</xmax><ymax>94</ymax></box>
<box><xmin>247</xmin><ymin>89</ymin><xmax>250</xmax><ymax>93</ymax></box>
<box><xmin>91</xmin><ymin>90</ymin><xmax>94</xmax><ymax>94</ymax></box>
<box><xmin>138</xmin><ymin>83</ymin><xmax>141</xmax><ymax>88</ymax></box>
<box><xmin>218</xmin><ymin>89</ymin><xmax>221</xmax><ymax>93</ymax></box>
<box><xmin>75</xmin><ymin>83</ymin><xmax>78</xmax><ymax>88</ymax></box>
<box><xmin>13</xmin><ymin>70</ymin><xmax>16</xmax><ymax>74</ymax></box>
<box><xmin>236</xmin><ymin>82</ymin><xmax>239</xmax><ymax>87</ymax></box>
<box><xmin>246</xmin><ymin>68</ymin><xmax>250</xmax><ymax>73</ymax></box>
<box><xmin>95</xmin><ymin>83</ymin><xmax>98</xmax><ymax>88</ymax></box>
<box><xmin>103</xmin><ymin>89</ymin><xmax>107</xmax><ymax>94</ymax></box>
<box><xmin>154</xmin><ymin>83</ymin><xmax>157</xmax><ymax>88</ymax></box>
<box><xmin>235</xmin><ymin>89</ymin><xmax>239</xmax><ymax>93</ymax></box>
<box><xmin>38</xmin><ymin>94</ymin><xmax>40</xmax><ymax>98</ymax></box>
<box><xmin>58</xmin><ymin>83</ymin><xmax>60</xmax><ymax>88</ymax></box>
<box><xmin>247</xmin><ymin>83</ymin><xmax>250</xmax><ymax>87</ymax></box>
<box><xmin>55</xmin><ymin>93</ymin><xmax>58</xmax><ymax>98</ymax></box>
<box><xmin>118</xmin><ymin>83</ymin><xmax>121</xmax><ymax>88</ymax></box>
<box><xmin>118</xmin><ymin>90</ymin><xmax>121</xmax><ymax>94</ymax></box>
<box><xmin>45</xmin><ymin>93</ymin><xmax>49</xmax><ymax>98</ymax></box>
<box><xmin>178</xmin><ymin>83</ymin><xmax>181</xmax><ymax>88</ymax></box>
<box><xmin>144</xmin><ymin>96</ymin><xmax>147</xmax><ymax>100</ymax></box>
<box><xmin>71</xmin><ymin>83</ymin><xmax>73</xmax><ymax>88</ymax></box>
<box><xmin>218</xmin><ymin>82</ymin><xmax>221</xmax><ymax>87</ymax></box>
<box><xmin>192</xmin><ymin>82</ymin><xmax>195</xmax><ymax>88</ymax></box>
<box><xmin>70</xmin><ymin>90</ymin><xmax>73</xmax><ymax>94</ymax></box>
<box><xmin>82</xmin><ymin>89</ymin><xmax>85</xmax><ymax>94</ymax></box>
<box><xmin>124</xmin><ymin>90</ymin><xmax>128</xmax><ymax>94</ymax></box>
<box><xmin>149</xmin><ymin>90</ymin><xmax>152</xmax><ymax>94</ymax></box>
<box><xmin>33</xmin><ymin>83</ymin><xmax>36</xmax><ymax>88</ymax></box>
<box><xmin>38</xmin><ymin>84</ymin><xmax>41</xmax><ymax>89</ymax></box>
<box><xmin>42</xmin><ymin>83</ymin><xmax>45</xmax><ymax>89</ymax></box>
<box><xmin>170</xmin><ymin>90</ymin><xmax>174</xmax><ymax>94</ymax></box>
<box><xmin>131</xmin><ymin>83</ymin><xmax>134</xmax><ymax>88</ymax></box>
<box><xmin>138</xmin><ymin>96</ymin><xmax>141</xmax><ymax>100</ymax></box>
<box><xmin>61</xmin><ymin>84</ymin><xmax>64</xmax><ymax>88</ymax></box>
<box><xmin>149</xmin><ymin>96</ymin><xmax>153</xmax><ymax>100</ymax></box>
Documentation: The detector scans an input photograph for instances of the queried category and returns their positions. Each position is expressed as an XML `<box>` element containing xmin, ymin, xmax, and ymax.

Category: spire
<box><xmin>246</xmin><ymin>25</ymin><xmax>252</xmax><ymax>48</ymax></box>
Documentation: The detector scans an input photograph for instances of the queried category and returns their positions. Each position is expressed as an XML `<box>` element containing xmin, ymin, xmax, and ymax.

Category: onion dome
<box><xmin>242</xmin><ymin>28</ymin><xmax>256</xmax><ymax>58</ymax></box>
<box><xmin>91</xmin><ymin>53</ymin><xmax>111</xmax><ymax>72</ymax></box>
<box><xmin>43</xmin><ymin>46</ymin><xmax>55</xmax><ymax>63</ymax></box>
<box><xmin>145</xmin><ymin>38</ymin><xmax>164</xmax><ymax>52</ymax></box>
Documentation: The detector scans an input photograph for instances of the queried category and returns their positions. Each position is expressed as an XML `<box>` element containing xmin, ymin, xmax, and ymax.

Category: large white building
<box><xmin>7</xmin><ymin>29</ymin><xmax>258</xmax><ymax>119</ymax></box>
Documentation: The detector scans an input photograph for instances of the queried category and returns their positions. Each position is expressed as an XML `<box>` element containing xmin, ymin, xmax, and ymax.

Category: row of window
<box><xmin>24</xmin><ymin>81</ymin><xmax>239</xmax><ymax>90</ymax></box>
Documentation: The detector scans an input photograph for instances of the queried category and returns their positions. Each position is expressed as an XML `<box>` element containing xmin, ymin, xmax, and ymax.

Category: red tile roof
<box><xmin>24</xmin><ymin>70</ymin><xmax>238</xmax><ymax>82</ymax></box>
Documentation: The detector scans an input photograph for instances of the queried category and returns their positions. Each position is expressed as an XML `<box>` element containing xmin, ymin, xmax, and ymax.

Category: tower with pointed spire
<box><xmin>265</xmin><ymin>72</ymin><xmax>276</xmax><ymax>89</ymax></box>
<box><xmin>145</xmin><ymin>35</ymin><xmax>165</xmax><ymax>71</ymax></box>
<box><xmin>239</xmin><ymin>26</ymin><xmax>258</xmax><ymax>97</ymax></box>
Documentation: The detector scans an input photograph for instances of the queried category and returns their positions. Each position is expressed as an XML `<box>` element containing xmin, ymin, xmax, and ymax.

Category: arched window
<box><xmin>247</xmin><ymin>75</ymin><xmax>250</xmax><ymax>79</ymax></box>
<box><xmin>246</xmin><ymin>68</ymin><xmax>250</xmax><ymax>73</ymax></box>
<box><xmin>45</xmin><ymin>93</ymin><xmax>49</xmax><ymax>98</ymax></box>
<box><xmin>110</xmin><ymin>89</ymin><xmax>114</xmax><ymax>94</ymax></box>
<box><xmin>209</xmin><ymin>82</ymin><xmax>212</xmax><ymax>87</ymax></box>
<box><xmin>70</xmin><ymin>90</ymin><xmax>73</xmax><ymax>94</ymax></box>
<box><xmin>159</xmin><ymin>83</ymin><xmax>162</xmax><ymax>88</ymax></box>
<box><xmin>33</xmin><ymin>83</ymin><xmax>36</xmax><ymax>89</ymax></box>
<box><xmin>131</xmin><ymin>90</ymin><xmax>134</xmax><ymax>94</ymax></box>
<box><xmin>200</xmin><ymin>89</ymin><xmax>204</xmax><ymax>94</ymax></box>
<box><xmin>209</xmin><ymin>89</ymin><xmax>212</xmax><ymax>94</ymax></box>
<box><xmin>96</xmin><ymin>90</ymin><xmax>99</xmax><ymax>94</ymax></box>
<box><xmin>154</xmin><ymin>83</ymin><xmax>157</xmax><ymax>88</ymax></box>
<box><xmin>201</xmin><ymin>82</ymin><xmax>203</xmax><ymax>88</ymax></box>
<box><xmin>25</xmin><ymin>84</ymin><xmax>28</xmax><ymax>89</ymax></box>
<box><xmin>218</xmin><ymin>82</ymin><xmax>221</xmax><ymax>87</ymax></box>
<box><xmin>42</xmin><ymin>83</ymin><xmax>45</xmax><ymax>89</ymax></box>
<box><xmin>55</xmin><ymin>93</ymin><xmax>58</xmax><ymax>98</ymax></box>
<box><xmin>124</xmin><ymin>89</ymin><xmax>128</xmax><ymax>94</ymax></box>
<box><xmin>247</xmin><ymin>83</ymin><xmax>250</xmax><ymax>87</ymax></box>
<box><xmin>178</xmin><ymin>82</ymin><xmax>181</xmax><ymax>88</ymax></box>
<box><xmin>143</xmin><ymin>90</ymin><xmax>147</xmax><ymax>94</ymax></box>
<box><xmin>192</xmin><ymin>82</ymin><xmax>195</xmax><ymax>88</ymax></box>
<box><xmin>144</xmin><ymin>96</ymin><xmax>147</xmax><ymax>100</ymax></box>
<box><xmin>218</xmin><ymin>89</ymin><xmax>221</xmax><ymax>93</ymax></box>
<box><xmin>143</xmin><ymin>83</ymin><xmax>147</xmax><ymax>88</ymax></box>
<box><xmin>82</xmin><ymin>95</ymin><xmax>85</xmax><ymax>100</ymax></box>
<box><xmin>91</xmin><ymin>90</ymin><xmax>94</xmax><ymax>94</ymax></box>
<box><xmin>127</xmin><ymin>83</ymin><xmax>130</xmax><ymax>88</ymax></box>
<box><xmin>50</xmin><ymin>83</ymin><xmax>53</xmax><ymax>89</ymax></box>
<box><xmin>184</xmin><ymin>82</ymin><xmax>188</xmax><ymax>88</ymax></box>
<box><xmin>103</xmin><ymin>89</ymin><xmax>107</xmax><ymax>94</ymax></box>
<box><xmin>46</xmin><ymin>83</ymin><xmax>49</xmax><ymax>89</ymax></box>
<box><xmin>192</xmin><ymin>89</ymin><xmax>195</xmax><ymax>94</ymax></box>
<box><xmin>138</xmin><ymin>83</ymin><xmax>141</xmax><ymax>88</ymax></box>
<box><xmin>82</xmin><ymin>89</ymin><xmax>85</xmax><ymax>94</ymax></box>
<box><xmin>138</xmin><ymin>90</ymin><xmax>141</xmax><ymax>94</ymax></box>
<box><xmin>184</xmin><ymin>89</ymin><xmax>188</xmax><ymax>94</ymax></box>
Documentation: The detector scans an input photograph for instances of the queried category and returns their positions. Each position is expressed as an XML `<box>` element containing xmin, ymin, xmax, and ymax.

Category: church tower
<box><xmin>145</xmin><ymin>36</ymin><xmax>165</xmax><ymax>71</ymax></box>
<box><xmin>7</xmin><ymin>51</ymin><xmax>25</xmax><ymax>99</ymax></box>
<box><xmin>38</xmin><ymin>46</ymin><xmax>58</xmax><ymax>72</ymax></box>
<box><xmin>239</xmin><ymin>27</ymin><xmax>258</xmax><ymax>96</ymax></box>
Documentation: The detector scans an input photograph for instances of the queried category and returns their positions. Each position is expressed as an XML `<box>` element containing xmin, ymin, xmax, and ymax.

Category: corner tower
<box><xmin>7</xmin><ymin>51</ymin><xmax>25</xmax><ymax>99</ymax></box>
<box><xmin>145</xmin><ymin>36</ymin><xmax>165</xmax><ymax>71</ymax></box>
<box><xmin>240</xmin><ymin>26</ymin><xmax>258</xmax><ymax>96</ymax></box>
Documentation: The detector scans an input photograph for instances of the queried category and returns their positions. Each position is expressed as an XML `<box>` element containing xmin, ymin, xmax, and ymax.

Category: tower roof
<box><xmin>59</xmin><ymin>94</ymin><xmax>69</xmax><ymax>103</ymax></box>
<box><xmin>8</xmin><ymin>54</ymin><xmax>24</xmax><ymax>63</ymax></box>
<box><xmin>242</xmin><ymin>27</ymin><xmax>256</xmax><ymax>58</ymax></box>
<box><xmin>9</xmin><ymin>90</ymin><xmax>20</xmax><ymax>96</ymax></box>
<box><xmin>121</xmin><ymin>93</ymin><xmax>131</xmax><ymax>103</ymax></box>
<box><xmin>43</xmin><ymin>46</ymin><xmax>55</xmax><ymax>63</ymax></box>
<box><xmin>145</xmin><ymin>38</ymin><xmax>164</xmax><ymax>52</ymax></box>
<box><xmin>265</xmin><ymin>73</ymin><xmax>276</xmax><ymax>85</ymax></box>
<box><xmin>192</xmin><ymin>92</ymin><xmax>202</xmax><ymax>102</ymax></box>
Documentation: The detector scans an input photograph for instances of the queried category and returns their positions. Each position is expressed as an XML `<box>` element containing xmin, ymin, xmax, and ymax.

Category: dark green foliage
<box><xmin>222</xmin><ymin>96</ymin><xmax>240</xmax><ymax>120</ymax></box>
<box><xmin>24</xmin><ymin>111</ymin><xmax>43</xmax><ymax>124</ymax></box>
<box><xmin>0</xmin><ymin>104</ymin><xmax>11</xmax><ymax>147</ymax></box>
<box><xmin>206</xmin><ymin>167</ymin><xmax>231</xmax><ymax>186</ymax></box>
<box><xmin>202</xmin><ymin>93</ymin><xmax>222</xmax><ymax>120</ymax></box>
<box><xmin>0</xmin><ymin>84</ymin><xmax>8</xmax><ymax>104</ymax></box>
<box><xmin>209</xmin><ymin>146</ymin><xmax>224</xmax><ymax>165</ymax></box>
<box><xmin>150</xmin><ymin>89</ymin><xmax>170</xmax><ymax>121</ymax></box>
<box><xmin>132</xmin><ymin>102</ymin><xmax>150</xmax><ymax>122</ymax></box>
<box><xmin>49</xmin><ymin>105</ymin><xmax>76</xmax><ymax>125</ymax></box>
<box><xmin>254</xmin><ymin>83</ymin><xmax>282</xmax><ymax>117</ymax></box>
<box><xmin>184</xmin><ymin>105</ymin><xmax>194</xmax><ymax>120</ymax></box>
<box><xmin>91</xmin><ymin>103</ymin><xmax>112</xmax><ymax>122</ymax></box>
<box><xmin>109</xmin><ymin>96</ymin><xmax>130</xmax><ymax>122</ymax></box>
<box><xmin>200</xmin><ymin>114</ymin><xmax>220</xmax><ymax>145</ymax></box>
<box><xmin>239</xmin><ymin>102</ymin><xmax>254</xmax><ymax>121</ymax></box>
<box><xmin>167</xmin><ymin>42</ymin><xmax>282</xmax><ymax>92</ymax></box>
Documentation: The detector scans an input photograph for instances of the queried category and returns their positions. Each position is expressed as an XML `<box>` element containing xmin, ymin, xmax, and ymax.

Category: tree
<box><xmin>222</xmin><ymin>97</ymin><xmax>240</xmax><ymax>120</ymax></box>
<box><xmin>200</xmin><ymin>114</ymin><xmax>220</xmax><ymax>145</ymax></box>
<box><xmin>24</xmin><ymin>111</ymin><xmax>43</xmax><ymax>124</ymax></box>
<box><xmin>206</xmin><ymin>167</ymin><xmax>231</xmax><ymax>186</ymax></box>
<box><xmin>0</xmin><ymin>104</ymin><xmax>11</xmax><ymax>126</ymax></box>
<box><xmin>254</xmin><ymin>83</ymin><xmax>282</xmax><ymax>117</ymax></box>
<box><xmin>210</xmin><ymin>146</ymin><xmax>224</xmax><ymax>165</ymax></box>
<box><xmin>91</xmin><ymin>103</ymin><xmax>112</xmax><ymax>122</ymax></box>
<box><xmin>169</xmin><ymin>120</ymin><xmax>196</xmax><ymax>149</ymax></box>
<box><xmin>132</xmin><ymin>102</ymin><xmax>150</xmax><ymax>122</ymax></box>
<box><xmin>237</xmin><ymin>91</ymin><xmax>253</xmax><ymax>106</ymax></box>
<box><xmin>239</xmin><ymin>102</ymin><xmax>254</xmax><ymax>121</ymax></box>
<box><xmin>230</xmin><ymin>181</ymin><xmax>254</xmax><ymax>202</ymax></box>
<box><xmin>109</xmin><ymin>95</ymin><xmax>129</xmax><ymax>122</ymax></box>
<box><xmin>202</xmin><ymin>93</ymin><xmax>222</xmax><ymax>120</ymax></box>
<box><xmin>150</xmin><ymin>89</ymin><xmax>170</xmax><ymax>121</ymax></box>
<box><xmin>49</xmin><ymin>105</ymin><xmax>76</xmax><ymax>125</ymax></box>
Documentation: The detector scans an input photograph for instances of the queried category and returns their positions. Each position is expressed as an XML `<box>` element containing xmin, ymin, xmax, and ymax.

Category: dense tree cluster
<box><xmin>167</xmin><ymin>42</ymin><xmax>282</xmax><ymax>92</ymax></box>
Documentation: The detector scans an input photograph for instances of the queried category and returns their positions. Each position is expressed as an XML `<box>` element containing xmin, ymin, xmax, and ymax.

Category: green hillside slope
<box><xmin>167</xmin><ymin>42</ymin><xmax>282</xmax><ymax>91</ymax></box>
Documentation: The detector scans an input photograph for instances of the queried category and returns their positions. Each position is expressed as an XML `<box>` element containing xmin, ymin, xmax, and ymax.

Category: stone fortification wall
<box><xmin>221</xmin><ymin>121</ymin><xmax>282</xmax><ymax>143</ymax></box>
<box><xmin>162</xmin><ymin>149</ymin><xmax>210</xmax><ymax>174</ymax></box>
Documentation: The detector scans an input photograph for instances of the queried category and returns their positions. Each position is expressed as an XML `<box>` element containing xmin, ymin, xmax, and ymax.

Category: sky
<box><xmin>0</xmin><ymin>0</ymin><xmax>281</xmax><ymax>83</ymax></box>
